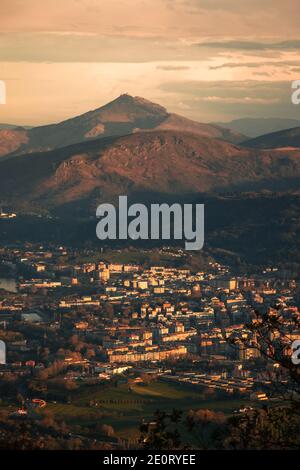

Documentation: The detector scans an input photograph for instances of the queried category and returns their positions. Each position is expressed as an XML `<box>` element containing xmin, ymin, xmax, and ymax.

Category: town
<box><xmin>0</xmin><ymin>242</ymin><xmax>299</xmax><ymax>448</ymax></box>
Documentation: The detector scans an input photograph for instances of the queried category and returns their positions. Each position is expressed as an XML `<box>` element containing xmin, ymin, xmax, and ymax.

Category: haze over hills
<box><xmin>0</xmin><ymin>123</ymin><xmax>22</xmax><ymax>130</ymax></box>
<box><xmin>214</xmin><ymin>118</ymin><xmax>300</xmax><ymax>139</ymax></box>
<box><xmin>245</xmin><ymin>126</ymin><xmax>300</xmax><ymax>149</ymax></box>
<box><xmin>0</xmin><ymin>128</ymin><xmax>29</xmax><ymax>157</ymax></box>
<box><xmin>0</xmin><ymin>94</ymin><xmax>245</xmax><ymax>159</ymax></box>
<box><xmin>0</xmin><ymin>129</ymin><xmax>299</xmax><ymax>214</ymax></box>
<box><xmin>0</xmin><ymin>125</ymin><xmax>33</xmax><ymax>156</ymax></box>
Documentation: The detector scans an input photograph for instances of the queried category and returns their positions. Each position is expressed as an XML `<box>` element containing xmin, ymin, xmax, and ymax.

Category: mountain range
<box><xmin>0</xmin><ymin>94</ymin><xmax>244</xmax><ymax>160</ymax></box>
<box><xmin>244</xmin><ymin>126</ymin><xmax>300</xmax><ymax>149</ymax></box>
<box><xmin>0</xmin><ymin>129</ymin><xmax>299</xmax><ymax>215</ymax></box>
<box><xmin>213</xmin><ymin>117</ymin><xmax>300</xmax><ymax>138</ymax></box>
<box><xmin>0</xmin><ymin>94</ymin><xmax>300</xmax><ymax>216</ymax></box>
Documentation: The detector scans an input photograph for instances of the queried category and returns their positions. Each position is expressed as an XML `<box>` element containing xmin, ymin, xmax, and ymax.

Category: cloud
<box><xmin>159</xmin><ymin>80</ymin><xmax>298</xmax><ymax>121</ymax></box>
<box><xmin>160</xmin><ymin>79</ymin><xmax>290</xmax><ymax>95</ymax></box>
<box><xmin>197</xmin><ymin>40</ymin><xmax>300</xmax><ymax>51</ymax></box>
<box><xmin>201</xmin><ymin>96</ymin><xmax>280</xmax><ymax>104</ymax></box>
<box><xmin>0</xmin><ymin>32</ymin><xmax>214</xmax><ymax>63</ymax></box>
<box><xmin>1</xmin><ymin>0</ymin><xmax>300</xmax><ymax>39</ymax></box>
<box><xmin>1</xmin><ymin>1</ymin><xmax>300</xmax><ymax>124</ymax></box>
<box><xmin>210</xmin><ymin>60</ymin><xmax>300</xmax><ymax>70</ymax></box>
<box><xmin>254</xmin><ymin>72</ymin><xmax>272</xmax><ymax>77</ymax></box>
<box><xmin>156</xmin><ymin>65</ymin><xmax>191</xmax><ymax>71</ymax></box>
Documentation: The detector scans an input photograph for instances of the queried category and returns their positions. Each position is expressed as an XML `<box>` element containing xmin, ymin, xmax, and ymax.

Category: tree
<box><xmin>139</xmin><ymin>410</ymin><xmax>183</xmax><ymax>450</ymax></box>
<box><xmin>225</xmin><ymin>405</ymin><xmax>300</xmax><ymax>450</ymax></box>
<box><xmin>222</xmin><ymin>305</ymin><xmax>300</xmax><ymax>450</ymax></box>
<box><xmin>99</xmin><ymin>424</ymin><xmax>115</xmax><ymax>437</ymax></box>
<box><xmin>225</xmin><ymin>306</ymin><xmax>300</xmax><ymax>396</ymax></box>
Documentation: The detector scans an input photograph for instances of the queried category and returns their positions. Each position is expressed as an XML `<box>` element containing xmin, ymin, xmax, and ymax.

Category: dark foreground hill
<box><xmin>0</xmin><ymin>130</ymin><xmax>299</xmax><ymax>214</ymax></box>
<box><xmin>1</xmin><ymin>193</ymin><xmax>299</xmax><ymax>269</ymax></box>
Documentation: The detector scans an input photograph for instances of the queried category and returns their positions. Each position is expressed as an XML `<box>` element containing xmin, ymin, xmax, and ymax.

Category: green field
<box><xmin>46</xmin><ymin>380</ymin><xmax>252</xmax><ymax>439</ymax></box>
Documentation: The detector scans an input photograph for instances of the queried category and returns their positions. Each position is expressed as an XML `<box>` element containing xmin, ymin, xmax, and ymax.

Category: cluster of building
<box><xmin>0</xmin><ymin>243</ymin><xmax>299</xmax><ymax>399</ymax></box>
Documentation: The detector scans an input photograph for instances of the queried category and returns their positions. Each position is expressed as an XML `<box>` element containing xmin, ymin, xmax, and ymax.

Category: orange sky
<box><xmin>0</xmin><ymin>0</ymin><xmax>300</xmax><ymax>125</ymax></box>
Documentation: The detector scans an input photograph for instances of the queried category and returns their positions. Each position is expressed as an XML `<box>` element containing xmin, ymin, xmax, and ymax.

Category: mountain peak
<box><xmin>101</xmin><ymin>93</ymin><xmax>168</xmax><ymax>116</ymax></box>
<box><xmin>0</xmin><ymin>94</ymin><xmax>245</xmax><ymax>159</ymax></box>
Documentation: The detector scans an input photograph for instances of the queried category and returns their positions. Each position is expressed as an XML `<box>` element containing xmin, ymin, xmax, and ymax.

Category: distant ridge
<box><xmin>0</xmin><ymin>94</ymin><xmax>245</xmax><ymax>159</ymax></box>
<box><xmin>213</xmin><ymin>117</ymin><xmax>300</xmax><ymax>138</ymax></box>
<box><xmin>244</xmin><ymin>126</ymin><xmax>300</xmax><ymax>148</ymax></box>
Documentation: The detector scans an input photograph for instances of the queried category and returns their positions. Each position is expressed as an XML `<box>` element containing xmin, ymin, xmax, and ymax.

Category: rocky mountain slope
<box><xmin>0</xmin><ymin>94</ymin><xmax>245</xmax><ymax>159</ymax></box>
<box><xmin>0</xmin><ymin>130</ymin><xmax>299</xmax><ymax>214</ymax></box>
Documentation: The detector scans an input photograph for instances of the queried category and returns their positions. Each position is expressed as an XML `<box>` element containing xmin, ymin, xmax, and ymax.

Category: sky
<box><xmin>0</xmin><ymin>0</ymin><xmax>300</xmax><ymax>125</ymax></box>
